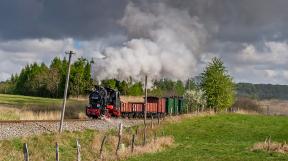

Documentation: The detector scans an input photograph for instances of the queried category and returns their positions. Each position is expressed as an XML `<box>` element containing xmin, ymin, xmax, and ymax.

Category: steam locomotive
<box><xmin>86</xmin><ymin>86</ymin><xmax>185</xmax><ymax>119</ymax></box>
<box><xmin>86</xmin><ymin>86</ymin><xmax>121</xmax><ymax>118</ymax></box>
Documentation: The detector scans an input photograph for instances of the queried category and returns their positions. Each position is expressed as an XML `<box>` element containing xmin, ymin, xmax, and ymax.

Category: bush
<box><xmin>233</xmin><ymin>97</ymin><xmax>262</xmax><ymax>112</ymax></box>
<box><xmin>183</xmin><ymin>89</ymin><xmax>206</xmax><ymax>112</ymax></box>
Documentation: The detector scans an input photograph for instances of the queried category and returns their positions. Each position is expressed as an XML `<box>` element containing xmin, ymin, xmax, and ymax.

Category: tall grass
<box><xmin>0</xmin><ymin>93</ymin><xmax>88</xmax><ymax>120</ymax></box>
<box><xmin>0</xmin><ymin>123</ymin><xmax>173</xmax><ymax>161</ymax></box>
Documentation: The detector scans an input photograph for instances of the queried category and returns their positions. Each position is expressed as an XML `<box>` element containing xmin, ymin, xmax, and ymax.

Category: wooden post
<box><xmin>131</xmin><ymin>134</ymin><xmax>135</xmax><ymax>153</ymax></box>
<box><xmin>135</xmin><ymin>126</ymin><xmax>138</xmax><ymax>135</ymax></box>
<box><xmin>157</xmin><ymin>113</ymin><xmax>160</xmax><ymax>125</ymax></box>
<box><xmin>154</xmin><ymin>131</ymin><xmax>157</xmax><ymax>143</ymax></box>
<box><xmin>151</xmin><ymin>116</ymin><xmax>154</xmax><ymax>129</ymax></box>
<box><xmin>76</xmin><ymin>139</ymin><xmax>81</xmax><ymax>161</ymax></box>
<box><xmin>267</xmin><ymin>136</ymin><xmax>271</xmax><ymax>151</ymax></box>
<box><xmin>23</xmin><ymin>143</ymin><xmax>29</xmax><ymax>161</ymax></box>
<box><xmin>56</xmin><ymin>142</ymin><xmax>59</xmax><ymax>161</ymax></box>
<box><xmin>116</xmin><ymin>123</ymin><xmax>123</xmax><ymax>155</ymax></box>
<box><xmin>99</xmin><ymin>135</ymin><xmax>107</xmax><ymax>159</ymax></box>
<box><xmin>143</xmin><ymin>126</ymin><xmax>147</xmax><ymax>146</ymax></box>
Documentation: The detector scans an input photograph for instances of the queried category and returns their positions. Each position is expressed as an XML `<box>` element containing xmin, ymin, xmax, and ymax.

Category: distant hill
<box><xmin>236</xmin><ymin>83</ymin><xmax>288</xmax><ymax>100</ymax></box>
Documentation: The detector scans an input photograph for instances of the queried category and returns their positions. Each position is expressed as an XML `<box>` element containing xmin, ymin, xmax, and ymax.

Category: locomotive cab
<box><xmin>86</xmin><ymin>86</ymin><xmax>121</xmax><ymax>118</ymax></box>
<box><xmin>89</xmin><ymin>91</ymin><xmax>105</xmax><ymax>108</ymax></box>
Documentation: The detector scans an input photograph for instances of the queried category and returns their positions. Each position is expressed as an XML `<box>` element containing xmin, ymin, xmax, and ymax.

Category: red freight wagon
<box><xmin>130</xmin><ymin>102</ymin><xmax>144</xmax><ymax>113</ymax></box>
<box><xmin>120</xmin><ymin>102</ymin><xmax>144</xmax><ymax>117</ymax></box>
<box><xmin>158</xmin><ymin>97</ymin><xmax>166</xmax><ymax>113</ymax></box>
<box><xmin>120</xmin><ymin>102</ymin><xmax>131</xmax><ymax>113</ymax></box>
<box><xmin>120</xmin><ymin>97</ymin><xmax>166</xmax><ymax>118</ymax></box>
<box><xmin>147</xmin><ymin>97</ymin><xmax>166</xmax><ymax>116</ymax></box>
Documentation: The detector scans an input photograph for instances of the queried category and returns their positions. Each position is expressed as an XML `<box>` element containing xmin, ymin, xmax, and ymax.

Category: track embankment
<box><xmin>0</xmin><ymin>118</ymin><xmax>145</xmax><ymax>140</ymax></box>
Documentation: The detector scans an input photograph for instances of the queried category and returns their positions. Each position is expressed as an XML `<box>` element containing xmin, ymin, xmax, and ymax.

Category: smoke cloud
<box><xmin>93</xmin><ymin>2</ymin><xmax>207</xmax><ymax>81</ymax></box>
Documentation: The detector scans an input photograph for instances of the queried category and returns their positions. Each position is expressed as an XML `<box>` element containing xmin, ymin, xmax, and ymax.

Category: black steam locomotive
<box><xmin>86</xmin><ymin>86</ymin><xmax>121</xmax><ymax>118</ymax></box>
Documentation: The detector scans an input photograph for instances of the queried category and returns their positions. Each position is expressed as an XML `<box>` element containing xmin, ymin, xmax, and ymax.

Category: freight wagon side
<box><xmin>120</xmin><ymin>102</ymin><xmax>144</xmax><ymax>118</ymax></box>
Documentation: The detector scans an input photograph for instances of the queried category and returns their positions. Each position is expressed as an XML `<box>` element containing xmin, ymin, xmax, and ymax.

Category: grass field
<box><xmin>0</xmin><ymin>94</ymin><xmax>88</xmax><ymax>120</ymax></box>
<box><xmin>0</xmin><ymin>94</ymin><xmax>86</xmax><ymax>108</ymax></box>
<box><xmin>0</xmin><ymin>122</ymin><xmax>170</xmax><ymax>161</ymax></box>
<box><xmin>127</xmin><ymin>114</ymin><xmax>288</xmax><ymax>161</ymax></box>
<box><xmin>0</xmin><ymin>94</ymin><xmax>145</xmax><ymax>120</ymax></box>
<box><xmin>0</xmin><ymin>114</ymin><xmax>287</xmax><ymax>160</ymax></box>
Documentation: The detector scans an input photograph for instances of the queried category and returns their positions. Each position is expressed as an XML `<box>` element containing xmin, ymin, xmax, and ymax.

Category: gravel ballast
<box><xmin>0</xmin><ymin>118</ymin><xmax>145</xmax><ymax>140</ymax></box>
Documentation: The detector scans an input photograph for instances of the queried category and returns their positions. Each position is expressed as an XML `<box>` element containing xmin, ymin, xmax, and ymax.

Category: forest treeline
<box><xmin>236</xmin><ymin>83</ymin><xmax>288</xmax><ymax>100</ymax></box>
<box><xmin>2</xmin><ymin>56</ymin><xmax>286</xmax><ymax>100</ymax></box>
<box><xmin>0</xmin><ymin>57</ymin><xmax>194</xmax><ymax>98</ymax></box>
<box><xmin>0</xmin><ymin>57</ymin><xmax>92</xmax><ymax>98</ymax></box>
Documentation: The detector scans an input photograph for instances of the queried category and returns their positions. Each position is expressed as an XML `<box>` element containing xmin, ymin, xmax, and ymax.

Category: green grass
<box><xmin>0</xmin><ymin>125</ymin><xmax>160</xmax><ymax>161</ymax></box>
<box><xmin>127</xmin><ymin>114</ymin><xmax>288</xmax><ymax>161</ymax></box>
<box><xmin>0</xmin><ymin>94</ymin><xmax>88</xmax><ymax>119</ymax></box>
<box><xmin>0</xmin><ymin>130</ymin><xmax>99</xmax><ymax>161</ymax></box>
<box><xmin>0</xmin><ymin>94</ymin><xmax>84</xmax><ymax>108</ymax></box>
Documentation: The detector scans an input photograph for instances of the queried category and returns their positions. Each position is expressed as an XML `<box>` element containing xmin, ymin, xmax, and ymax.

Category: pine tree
<box><xmin>200</xmin><ymin>57</ymin><xmax>235</xmax><ymax>111</ymax></box>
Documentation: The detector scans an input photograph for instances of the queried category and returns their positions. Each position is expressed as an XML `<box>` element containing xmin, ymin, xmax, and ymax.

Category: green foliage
<box><xmin>185</xmin><ymin>79</ymin><xmax>197</xmax><ymax>91</ymax></box>
<box><xmin>0</xmin><ymin>57</ymin><xmax>93</xmax><ymax>98</ymax></box>
<box><xmin>101</xmin><ymin>79</ymin><xmax>143</xmax><ymax>96</ymax></box>
<box><xmin>101</xmin><ymin>79</ymin><xmax>117</xmax><ymax>89</ymax></box>
<box><xmin>149</xmin><ymin>79</ymin><xmax>185</xmax><ymax>97</ymax></box>
<box><xmin>69</xmin><ymin>57</ymin><xmax>93</xmax><ymax>97</ymax></box>
<box><xmin>126</xmin><ymin>82</ymin><xmax>143</xmax><ymax>96</ymax></box>
<box><xmin>200</xmin><ymin>57</ymin><xmax>235</xmax><ymax>111</ymax></box>
<box><xmin>183</xmin><ymin>89</ymin><xmax>206</xmax><ymax>112</ymax></box>
<box><xmin>236</xmin><ymin>83</ymin><xmax>288</xmax><ymax>100</ymax></box>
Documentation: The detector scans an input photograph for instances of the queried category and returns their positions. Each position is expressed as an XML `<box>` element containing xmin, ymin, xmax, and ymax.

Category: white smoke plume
<box><xmin>93</xmin><ymin>2</ymin><xmax>207</xmax><ymax>82</ymax></box>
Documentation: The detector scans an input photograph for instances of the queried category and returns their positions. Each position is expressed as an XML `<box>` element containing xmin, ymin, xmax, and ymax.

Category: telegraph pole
<box><xmin>144</xmin><ymin>75</ymin><xmax>148</xmax><ymax>125</ymax></box>
<box><xmin>143</xmin><ymin>75</ymin><xmax>148</xmax><ymax>145</ymax></box>
<box><xmin>59</xmin><ymin>51</ymin><xmax>75</xmax><ymax>133</ymax></box>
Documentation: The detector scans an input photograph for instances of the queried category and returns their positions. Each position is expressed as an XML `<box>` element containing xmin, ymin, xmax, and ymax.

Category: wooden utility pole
<box><xmin>144</xmin><ymin>75</ymin><xmax>148</xmax><ymax>125</ymax></box>
<box><xmin>143</xmin><ymin>75</ymin><xmax>148</xmax><ymax>145</ymax></box>
<box><xmin>59</xmin><ymin>51</ymin><xmax>75</xmax><ymax>133</ymax></box>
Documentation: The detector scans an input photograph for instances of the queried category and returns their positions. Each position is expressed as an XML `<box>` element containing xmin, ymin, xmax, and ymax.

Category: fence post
<box><xmin>151</xmin><ymin>116</ymin><xmax>154</xmax><ymax>129</ymax></box>
<box><xmin>154</xmin><ymin>131</ymin><xmax>157</xmax><ymax>143</ymax></box>
<box><xmin>56</xmin><ymin>142</ymin><xmax>59</xmax><ymax>161</ymax></box>
<box><xmin>157</xmin><ymin>113</ymin><xmax>160</xmax><ymax>125</ymax></box>
<box><xmin>76</xmin><ymin>139</ymin><xmax>81</xmax><ymax>161</ymax></box>
<box><xmin>116</xmin><ymin>123</ymin><xmax>123</xmax><ymax>156</ymax></box>
<box><xmin>143</xmin><ymin>125</ymin><xmax>147</xmax><ymax>146</ymax></box>
<box><xmin>135</xmin><ymin>126</ymin><xmax>138</xmax><ymax>135</ymax></box>
<box><xmin>99</xmin><ymin>135</ymin><xmax>107</xmax><ymax>159</ymax></box>
<box><xmin>131</xmin><ymin>134</ymin><xmax>135</xmax><ymax>153</ymax></box>
<box><xmin>23</xmin><ymin>143</ymin><xmax>29</xmax><ymax>161</ymax></box>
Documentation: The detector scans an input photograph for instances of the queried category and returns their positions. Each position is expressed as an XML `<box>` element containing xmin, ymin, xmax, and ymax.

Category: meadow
<box><xmin>0</xmin><ymin>94</ymin><xmax>87</xmax><ymax>120</ymax></box>
<box><xmin>0</xmin><ymin>114</ymin><xmax>287</xmax><ymax>160</ymax></box>
<box><xmin>127</xmin><ymin>114</ymin><xmax>288</xmax><ymax>161</ymax></box>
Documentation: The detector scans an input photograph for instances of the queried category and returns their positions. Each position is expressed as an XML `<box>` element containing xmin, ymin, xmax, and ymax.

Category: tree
<box><xmin>200</xmin><ymin>57</ymin><xmax>235</xmax><ymax>111</ymax></box>
<box><xmin>149</xmin><ymin>79</ymin><xmax>185</xmax><ymax>97</ymax></box>
<box><xmin>184</xmin><ymin>89</ymin><xmax>206</xmax><ymax>112</ymax></box>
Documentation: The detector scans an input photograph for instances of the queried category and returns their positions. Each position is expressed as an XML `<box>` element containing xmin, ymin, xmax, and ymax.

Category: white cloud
<box><xmin>0</xmin><ymin>36</ymin><xmax>127</xmax><ymax>81</ymax></box>
<box><xmin>219</xmin><ymin>41</ymin><xmax>288</xmax><ymax>84</ymax></box>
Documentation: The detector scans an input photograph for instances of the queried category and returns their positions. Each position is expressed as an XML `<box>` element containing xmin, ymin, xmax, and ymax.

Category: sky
<box><xmin>0</xmin><ymin>0</ymin><xmax>288</xmax><ymax>84</ymax></box>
